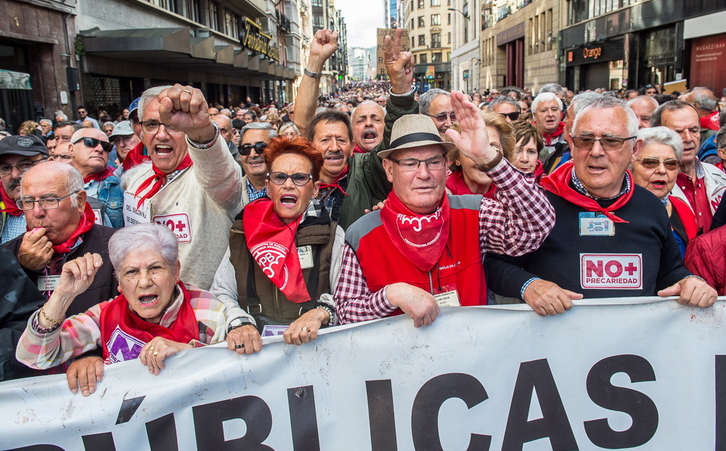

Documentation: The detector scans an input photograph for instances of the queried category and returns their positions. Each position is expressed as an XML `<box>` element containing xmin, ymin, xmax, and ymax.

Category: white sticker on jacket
<box><xmin>580</xmin><ymin>253</ymin><xmax>642</xmax><ymax>289</ymax></box>
<box><xmin>154</xmin><ymin>213</ymin><xmax>192</xmax><ymax>243</ymax></box>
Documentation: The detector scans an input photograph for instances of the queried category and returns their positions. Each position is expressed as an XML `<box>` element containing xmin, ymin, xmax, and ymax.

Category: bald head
<box><xmin>212</xmin><ymin>114</ymin><xmax>233</xmax><ymax>144</ymax></box>
<box><xmin>627</xmin><ymin>96</ymin><xmax>659</xmax><ymax>130</ymax></box>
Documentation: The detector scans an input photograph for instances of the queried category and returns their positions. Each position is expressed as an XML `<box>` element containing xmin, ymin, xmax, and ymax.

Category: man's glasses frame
<box><xmin>139</xmin><ymin>121</ymin><xmax>184</xmax><ymax>135</ymax></box>
<box><xmin>239</xmin><ymin>142</ymin><xmax>267</xmax><ymax>156</ymax></box>
<box><xmin>425</xmin><ymin>112</ymin><xmax>457</xmax><ymax>123</ymax></box>
<box><xmin>17</xmin><ymin>190</ymin><xmax>80</xmax><ymax>211</ymax></box>
<box><xmin>73</xmin><ymin>137</ymin><xmax>111</xmax><ymax>153</ymax></box>
<box><xmin>571</xmin><ymin>135</ymin><xmax>636</xmax><ymax>151</ymax></box>
<box><xmin>388</xmin><ymin>155</ymin><xmax>448</xmax><ymax>172</ymax></box>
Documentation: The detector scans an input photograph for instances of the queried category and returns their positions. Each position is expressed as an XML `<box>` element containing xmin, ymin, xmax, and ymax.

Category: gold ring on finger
<box><xmin>301</xmin><ymin>326</ymin><xmax>308</xmax><ymax>333</ymax></box>
<box><xmin>149</xmin><ymin>346</ymin><xmax>154</xmax><ymax>350</ymax></box>
<box><xmin>183</xmin><ymin>89</ymin><xmax>192</xmax><ymax>94</ymax></box>
<box><xmin>153</xmin><ymin>351</ymin><xmax>159</xmax><ymax>356</ymax></box>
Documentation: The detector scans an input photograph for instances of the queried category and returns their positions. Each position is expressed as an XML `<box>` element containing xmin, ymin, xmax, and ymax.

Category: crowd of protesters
<box><xmin>0</xmin><ymin>28</ymin><xmax>725</xmax><ymax>398</ymax></box>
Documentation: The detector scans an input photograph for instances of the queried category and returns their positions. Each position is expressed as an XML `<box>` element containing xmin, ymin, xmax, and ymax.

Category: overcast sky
<box><xmin>335</xmin><ymin>0</ymin><xmax>386</xmax><ymax>49</ymax></box>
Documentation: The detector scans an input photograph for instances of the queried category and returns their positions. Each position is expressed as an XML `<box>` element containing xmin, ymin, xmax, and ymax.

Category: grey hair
<box><xmin>488</xmin><ymin>96</ymin><xmax>521</xmax><ymax>112</ymax></box>
<box><xmin>108</xmin><ymin>223</ymin><xmax>179</xmax><ymax>278</ymax></box>
<box><xmin>637</xmin><ymin>126</ymin><xmax>684</xmax><ymax>160</ymax></box>
<box><xmin>352</xmin><ymin>100</ymin><xmax>385</xmax><ymax>119</ymax></box>
<box><xmin>39</xmin><ymin>118</ymin><xmax>52</xmax><ymax>127</ymax></box>
<box><xmin>651</xmin><ymin>100</ymin><xmax>699</xmax><ymax>128</ymax></box>
<box><xmin>627</xmin><ymin>95</ymin><xmax>659</xmax><ymax>111</ymax></box>
<box><xmin>138</xmin><ymin>86</ymin><xmax>171</xmax><ymax>121</ymax></box>
<box><xmin>538</xmin><ymin>83</ymin><xmax>565</xmax><ymax>97</ymax></box>
<box><xmin>20</xmin><ymin>162</ymin><xmax>84</xmax><ymax>207</ymax></box>
<box><xmin>569</xmin><ymin>92</ymin><xmax>605</xmax><ymax>118</ymax></box>
<box><xmin>418</xmin><ymin>89</ymin><xmax>450</xmax><ymax>115</ymax></box>
<box><xmin>716</xmin><ymin>126</ymin><xmax>726</xmax><ymax>151</ymax></box>
<box><xmin>531</xmin><ymin>92</ymin><xmax>563</xmax><ymax>113</ymax></box>
<box><xmin>691</xmin><ymin>89</ymin><xmax>718</xmax><ymax>112</ymax></box>
<box><xmin>240</xmin><ymin>121</ymin><xmax>277</xmax><ymax>139</ymax></box>
<box><xmin>278</xmin><ymin>122</ymin><xmax>300</xmax><ymax>136</ymax></box>
<box><xmin>573</xmin><ymin>97</ymin><xmax>638</xmax><ymax>138</ymax></box>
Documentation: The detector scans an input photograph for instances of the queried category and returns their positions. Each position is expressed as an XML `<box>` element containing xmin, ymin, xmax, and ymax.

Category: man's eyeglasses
<box><xmin>267</xmin><ymin>172</ymin><xmax>313</xmax><ymax>186</ymax></box>
<box><xmin>16</xmin><ymin>190</ymin><xmax>79</xmax><ymax>211</ymax></box>
<box><xmin>0</xmin><ymin>160</ymin><xmax>42</xmax><ymax>176</ymax></box>
<box><xmin>571</xmin><ymin>135</ymin><xmax>636</xmax><ymax>151</ymax></box>
<box><xmin>636</xmin><ymin>157</ymin><xmax>679</xmax><ymax>171</ymax></box>
<box><xmin>73</xmin><ymin>137</ymin><xmax>111</xmax><ymax>152</ymax></box>
<box><xmin>239</xmin><ymin>142</ymin><xmax>267</xmax><ymax>156</ymax></box>
<box><xmin>425</xmin><ymin>112</ymin><xmax>456</xmax><ymax>123</ymax></box>
<box><xmin>388</xmin><ymin>155</ymin><xmax>447</xmax><ymax>172</ymax></box>
<box><xmin>139</xmin><ymin>121</ymin><xmax>183</xmax><ymax>135</ymax></box>
<box><xmin>500</xmin><ymin>112</ymin><xmax>521</xmax><ymax>121</ymax></box>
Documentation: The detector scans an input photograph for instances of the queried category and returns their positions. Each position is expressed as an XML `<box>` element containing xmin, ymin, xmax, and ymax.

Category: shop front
<box><xmin>684</xmin><ymin>10</ymin><xmax>726</xmax><ymax>94</ymax></box>
<box><xmin>564</xmin><ymin>39</ymin><xmax>626</xmax><ymax>92</ymax></box>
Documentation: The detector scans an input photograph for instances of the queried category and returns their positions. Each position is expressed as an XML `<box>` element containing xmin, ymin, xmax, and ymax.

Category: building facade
<box><xmin>449</xmin><ymin>0</ymin><xmax>481</xmax><ymax>94</ymax></box>
<box><xmin>560</xmin><ymin>0</ymin><xmax>726</xmax><ymax>93</ymax></box>
<box><xmin>402</xmin><ymin>0</ymin><xmax>453</xmax><ymax>92</ymax></box>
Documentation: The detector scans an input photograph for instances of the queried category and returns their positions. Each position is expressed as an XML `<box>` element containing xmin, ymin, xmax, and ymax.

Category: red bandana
<box><xmin>100</xmin><ymin>282</ymin><xmax>199</xmax><ymax>362</ymax></box>
<box><xmin>700</xmin><ymin>111</ymin><xmax>720</xmax><ymax>131</ymax></box>
<box><xmin>0</xmin><ymin>184</ymin><xmax>22</xmax><ymax>216</ymax></box>
<box><xmin>83</xmin><ymin>166</ymin><xmax>114</xmax><ymax>184</ymax></box>
<box><xmin>353</xmin><ymin>144</ymin><xmax>366</xmax><ymax>154</ymax></box>
<box><xmin>379</xmin><ymin>190</ymin><xmax>450</xmax><ymax>272</ymax></box>
<box><xmin>445</xmin><ymin>170</ymin><xmax>497</xmax><ymax>199</ymax></box>
<box><xmin>243</xmin><ymin>198</ymin><xmax>310</xmax><ymax>303</ymax></box>
<box><xmin>122</xmin><ymin>142</ymin><xmax>151</xmax><ymax>172</ymax></box>
<box><xmin>50</xmin><ymin>202</ymin><xmax>96</xmax><ymax>254</ymax></box>
<box><xmin>540</xmin><ymin>162</ymin><xmax>633</xmax><ymax>223</ymax></box>
<box><xmin>134</xmin><ymin>155</ymin><xmax>193</xmax><ymax>207</ymax></box>
<box><xmin>319</xmin><ymin>165</ymin><xmax>349</xmax><ymax>196</ymax></box>
<box><xmin>669</xmin><ymin>195</ymin><xmax>698</xmax><ymax>240</ymax></box>
<box><xmin>536</xmin><ymin>121</ymin><xmax>566</xmax><ymax>146</ymax></box>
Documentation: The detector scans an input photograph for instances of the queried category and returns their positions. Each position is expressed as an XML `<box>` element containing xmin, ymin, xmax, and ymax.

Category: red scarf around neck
<box><xmin>669</xmin><ymin>195</ymin><xmax>698</xmax><ymax>240</ymax></box>
<box><xmin>122</xmin><ymin>142</ymin><xmax>151</xmax><ymax>171</ymax></box>
<box><xmin>353</xmin><ymin>144</ymin><xmax>366</xmax><ymax>154</ymax></box>
<box><xmin>0</xmin><ymin>184</ymin><xmax>22</xmax><ymax>216</ymax></box>
<box><xmin>83</xmin><ymin>166</ymin><xmax>114</xmax><ymax>184</ymax></box>
<box><xmin>540</xmin><ymin>162</ymin><xmax>633</xmax><ymax>223</ymax></box>
<box><xmin>319</xmin><ymin>165</ymin><xmax>349</xmax><ymax>196</ymax></box>
<box><xmin>50</xmin><ymin>202</ymin><xmax>96</xmax><ymax>254</ymax></box>
<box><xmin>100</xmin><ymin>282</ymin><xmax>199</xmax><ymax>362</ymax></box>
<box><xmin>379</xmin><ymin>190</ymin><xmax>450</xmax><ymax>272</ymax></box>
<box><xmin>134</xmin><ymin>155</ymin><xmax>193</xmax><ymax>207</ymax></box>
<box><xmin>445</xmin><ymin>170</ymin><xmax>497</xmax><ymax>199</ymax></box>
<box><xmin>243</xmin><ymin>198</ymin><xmax>310</xmax><ymax>303</ymax></box>
<box><xmin>700</xmin><ymin>111</ymin><xmax>719</xmax><ymax>131</ymax></box>
<box><xmin>538</xmin><ymin>121</ymin><xmax>566</xmax><ymax>146</ymax></box>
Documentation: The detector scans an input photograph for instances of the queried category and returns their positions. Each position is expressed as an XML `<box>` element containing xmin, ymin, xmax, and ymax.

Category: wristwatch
<box><xmin>227</xmin><ymin>317</ymin><xmax>255</xmax><ymax>333</ymax></box>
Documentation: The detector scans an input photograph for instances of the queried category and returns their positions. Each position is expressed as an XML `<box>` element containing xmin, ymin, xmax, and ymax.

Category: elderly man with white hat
<box><xmin>334</xmin><ymin>92</ymin><xmax>555</xmax><ymax>327</ymax></box>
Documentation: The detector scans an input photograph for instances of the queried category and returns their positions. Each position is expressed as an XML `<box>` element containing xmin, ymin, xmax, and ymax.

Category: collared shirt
<box><xmin>334</xmin><ymin>161</ymin><xmax>555</xmax><ymax>324</ymax></box>
<box><xmin>677</xmin><ymin>165</ymin><xmax>712</xmax><ymax>232</ymax></box>
<box><xmin>571</xmin><ymin>168</ymin><xmax>631</xmax><ymax>200</ymax></box>
<box><xmin>1</xmin><ymin>214</ymin><xmax>26</xmax><ymax>244</ymax></box>
<box><xmin>246</xmin><ymin>179</ymin><xmax>267</xmax><ymax>202</ymax></box>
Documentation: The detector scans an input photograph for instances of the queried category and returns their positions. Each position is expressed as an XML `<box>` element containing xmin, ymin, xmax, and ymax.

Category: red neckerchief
<box><xmin>700</xmin><ymin>111</ymin><xmax>720</xmax><ymax>131</ymax></box>
<box><xmin>0</xmin><ymin>184</ymin><xmax>22</xmax><ymax>216</ymax></box>
<box><xmin>669</xmin><ymin>195</ymin><xmax>698</xmax><ymax>240</ymax></box>
<box><xmin>49</xmin><ymin>203</ymin><xmax>95</xmax><ymax>254</ymax></box>
<box><xmin>100</xmin><ymin>281</ymin><xmax>199</xmax><ymax>362</ymax></box>
<box><xmin>319</xmin><ymin>165</ymin><xmax>349</xmax><ymax>196</ymax></box>
<box><xmin>83</xmin><ymin>166</ymin><xmax>114</xmax><ymax>184</ymax></box>
<box><xmin>134</xmin><ymin>155</ymin><xmax>193</xmax><ymax>208</ymax></box>
<box><xmin>243</xmin><ymin>198</ymin><xmax>310</xmax><ymax>303</ymax></box>
<box><xmin>122</xmin><ymin>142</ymin><xmax>150</xmax><ymax>171</ymax></box>
<box><xmin>540</xmin><ymin>162</ymin><xmax>633</xmax><ymax>223</ymax></box>
<box><xmin>379</xmin><ymin>190</ymin><xmax>450</xmax><ymax>272</ymax></box>
<box><xmin>445</xmin><ymin>170</ymin><xmax>497</xmax><ymax>199</ymax></box>
<box><xmin>535</xmin><ymin>121</ymin><xmax>566</xmax><ymax>146</ymax></box>
<box><xmin>353</xmin><ymin>144</ymin><xmax>366</xmax><ymax>154</ymax></box>
<box><xmin>533</xmin><ymin>160</ymin><xmax>545</xmax><ymax>182</ymax></box>
<box><xmin>716</xmin><ymin>162</ymin><xmax>725</xmax><ymax>173</ymax></box>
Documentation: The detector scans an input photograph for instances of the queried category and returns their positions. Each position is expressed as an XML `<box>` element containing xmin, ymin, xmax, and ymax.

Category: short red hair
<box><xmin>263</xmin><ymin>136</ymin><xmax>324</xmax><ymax>182</ymax></box>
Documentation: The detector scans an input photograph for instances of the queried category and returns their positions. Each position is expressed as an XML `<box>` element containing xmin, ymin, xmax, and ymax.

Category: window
<box><xmin>417</xmin><ymin>0</ymin><xmax>424</xmax><ymax>9</ymax></box>
<box><xmin>418</xmin><ymin>35</ymin><xmax>426</xmax><ymax>46</ymax></box>
<box><xmin>313</xmin><ymin>14</ymin><xmax>324</xmax><ymax>29</ymax></box>
<box><xmin>311</xmin><ymin>0</ymin><xmax>322</xmax><ymax>6</ymax></box>
<box><xmin>448</xmin><ymin>31</ymin><xmax>451</xmax><ymax>44</ymax></box>
<box><xmin>185</xmin><ymin>0</ymin><xmax>200</xmax><ymax>22</ymax></box>
<box><xmin>431</xmin><ymin>32</ymin><xmax>441</xmax><ymax>48</ymax></box>
<box><xmin>432</xmin><ymin>52</ymin><xmax>442</xmax><ymax>62</ymax></box>
<box><xmin>414</xmin><ymin>54</ymin><xmax>417</xmax><ymax>64</ymax></box>
<box><xmin>448</xmin><ymin>13</ymin><xmax>451</xmax><ymax>25</ymax></box>
<box><xmin>420</xmin><ymin>53</ymin><xmax>427</xmax><ymax>64</ymax></box>
<box><xmin>418</xmin><ymin>16</ymin><xmax>425</xmax><ymax>27</ymax></box>
<box><xmin>224</xmin><ymin>12</ymin><xmax>239</xmax><ymax>38</ymax></box>
<box><xmin>431</xmin><ymin>14</ymin><xmax>440</xmax><ymax>25</ymax></box>
<box><xmin>431</xmin><ymin>0</ymin><xmax>440</xmax><ymax>6</ymax></box>
<box><xmin>412</xmin><ymin>36</ymin><xmax>415</xmax><ymax>48</ymax></box>
<box><xmin>207</xmin><ymin>1</ymin><xmax>219</xmax><ymax>30</ymax></box>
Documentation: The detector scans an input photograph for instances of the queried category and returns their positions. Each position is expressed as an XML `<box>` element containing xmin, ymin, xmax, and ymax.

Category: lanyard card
<box><xmin>579</xmin><ymin>212</ymin><xmax>615</xmax><ymax>236</ymax></box>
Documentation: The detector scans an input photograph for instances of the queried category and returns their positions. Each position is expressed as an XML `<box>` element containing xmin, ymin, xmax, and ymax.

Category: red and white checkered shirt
<box><xmin>335</xmin><ymin>160</ymin><xmax>555</xmax><ymax>324</ymax></box>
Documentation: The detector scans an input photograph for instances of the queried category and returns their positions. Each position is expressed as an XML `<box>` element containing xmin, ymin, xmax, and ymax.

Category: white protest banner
<box><xmin>1</xmin><ymin>298</ymin><xmax>726</xmax><ymax>450</ymax></box>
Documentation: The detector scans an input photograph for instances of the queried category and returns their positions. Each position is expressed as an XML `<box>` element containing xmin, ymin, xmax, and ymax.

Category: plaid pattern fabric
<box><xmin>334</xmin><ymin>161</ymin><xmax>555</xmax><ymax>324</ymax></box>
<box><xmin>246</xmin><ymin>179</ymin><xmax>267</xmax><ymax>202</ymax></box>
<box><xmin>16</xmin><ymin>286</ymin><xmax>227</xmax><ymax>370</ymax></box>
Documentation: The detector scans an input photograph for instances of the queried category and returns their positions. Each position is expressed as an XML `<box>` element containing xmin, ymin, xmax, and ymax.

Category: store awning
<box><xmin>0</xmin><ymin>69</ymin><xmax>32</xmax><ymax>90</ymax></box>
<box><xmin>80</xmin><ymin>27</ymin><xmax>292</xmax><ymax>81</ymax></box>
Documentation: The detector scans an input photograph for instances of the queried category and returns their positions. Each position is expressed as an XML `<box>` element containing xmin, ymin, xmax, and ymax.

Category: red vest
<box><xmin>350</xmin><ymin>195</ymin><xmax>487</xmax><ymax>314</ymax></box>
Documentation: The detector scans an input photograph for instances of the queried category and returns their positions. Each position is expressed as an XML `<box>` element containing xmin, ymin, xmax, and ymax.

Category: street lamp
<box><xmin>447</xmin><ymin>7</ymin><xmax>469</xmax><ymax>20</ymax></box>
